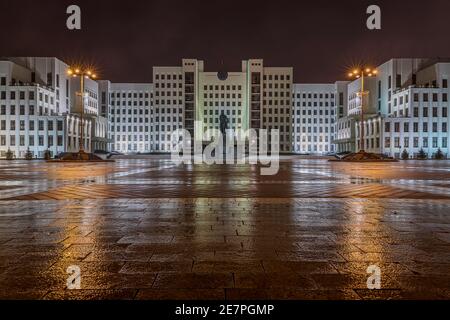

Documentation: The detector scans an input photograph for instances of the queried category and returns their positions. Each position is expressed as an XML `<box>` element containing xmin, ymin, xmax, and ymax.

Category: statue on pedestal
<box><xmin>219</xmin><ymin>112</ymin><xmax>229</xmax><ymax>135</ymax></box>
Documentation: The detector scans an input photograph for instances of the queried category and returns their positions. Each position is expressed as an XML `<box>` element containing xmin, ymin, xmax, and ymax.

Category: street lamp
<box><xmin>67</xmin><ymin>68</ymin><xmax>97</xmax><ymax>154</ymax></box>
<box><xmin>348</xmin><ymin>68</ymin><xmax>377</xmax><ymax>152</ymax></box>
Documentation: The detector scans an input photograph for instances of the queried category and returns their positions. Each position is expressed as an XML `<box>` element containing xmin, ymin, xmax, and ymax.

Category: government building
<box><xmin>0</xmin><ymin>57</ymin><xmax>449</xmax><ymax>159</ymax></box>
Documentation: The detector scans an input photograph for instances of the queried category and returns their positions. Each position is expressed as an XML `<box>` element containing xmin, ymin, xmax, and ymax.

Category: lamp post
<box><xmin>348</xmin><ymin>68</ymin><xmax>377</xmax><ymax>152</ymax></box>
<box><xmin>67</xmin><ymin>68</ymin><xmax>96</xmax><ymax>154</ymax></box>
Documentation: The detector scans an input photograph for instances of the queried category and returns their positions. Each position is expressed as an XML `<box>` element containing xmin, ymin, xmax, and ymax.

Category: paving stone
<box><xmin>152</xmin><ymin>273</ymin><xmax>234</xmax><ymax>289</ymax></box>
<box><xmin>136</xmin><ymin>289</ymin><xmax>225</xmax><ymax>300</ymax></box>
<box><xmin>120</xmin><ymin>261</ymin><xmax>193</xmax><ymax>273</ymax></box>
<box><xmin>43</xmin><ymin>289</ymin><xmax>137</xmax><ymax>300</ymax></box>
<box><xmin>0</xmin><ymin>159</ymin><xmax>449</xmax><ymax>300</ymax></box>
<box><xmin>234</xmin><ymin>272</ymin><xmax>317</xmax><ymax>289</ymax></box>
<box><xmin>266</xmin><ymin>288</ymin><xmax>361</xmax><ymax>300</ymax></box>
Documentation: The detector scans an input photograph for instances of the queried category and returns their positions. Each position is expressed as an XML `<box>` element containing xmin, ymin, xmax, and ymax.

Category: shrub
<box><xmin>417</xmin><ymin>148</ymin><xmax>427</xmax><ymax>160</ymax></box>
<box><xmin>434</xmin><ymin>148</ymin><xmax>445</xmax><ymax>160</ymax></box>
<box><xmin>401</xmin><ymin>149</ymin><xmax>409</xmax><ymax>160</ymax></box>
<box><xmin>25</xmin><ymin>148</ymin><xmax>33</xmax><ymax>160</ymax></box>
<box><xmin>5</xmin><ymin>148</ymin><xmax>14</xmax><ymax>160</ymax></box>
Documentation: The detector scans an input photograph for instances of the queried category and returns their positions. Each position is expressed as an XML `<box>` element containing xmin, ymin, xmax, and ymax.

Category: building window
<box><xmin>432</xmin><ymin>137</ymin><xmax>438</xmax><ymax>148</ymax></box>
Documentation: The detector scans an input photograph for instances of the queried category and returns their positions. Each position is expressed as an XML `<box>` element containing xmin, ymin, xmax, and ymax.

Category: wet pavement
<box><xmin>0</xmin><ymin>157</ymin><xmax>449</xmax><ymax>300</ymax></box>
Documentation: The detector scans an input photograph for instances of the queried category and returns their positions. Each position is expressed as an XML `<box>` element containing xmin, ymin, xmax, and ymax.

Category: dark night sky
<box><xmin>1</xmin><ymin>0</ymin><xmax>450</xmax><ymax>83</ymax></box>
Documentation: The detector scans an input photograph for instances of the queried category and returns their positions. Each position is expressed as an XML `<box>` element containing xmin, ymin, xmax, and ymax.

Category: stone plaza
<box><xmin>0</xmin><ymin>156</ymin><xmax>449</xmax><ymax>300</ymax></box>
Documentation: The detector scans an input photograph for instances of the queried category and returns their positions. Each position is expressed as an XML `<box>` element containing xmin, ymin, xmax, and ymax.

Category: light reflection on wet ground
<box><xmin>0</xmin><ymin>157</ymin><xmax>449</xmax><ymax>300</ymax></box>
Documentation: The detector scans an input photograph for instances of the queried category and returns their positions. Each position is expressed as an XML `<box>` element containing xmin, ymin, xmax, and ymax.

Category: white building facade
<box><xmin>0</xmin><ymin>58</ymin><xmax>98</xmax><ymax>158</ymax></box>
<box><xmin>292</xmin><ymin>84</ymin><xmax>336</xmax><ymax>154</ymax></box>
<box><xmin>101</xmin><ymin>81</ymin><xmax>153</xmax><ymax>153</ymax></box>
<box><xmin>353</xmin><ymin>59</ymin><xmax>450</xmax><ymax>158</ymax></box>
<box><xmin>1</xmin><ymin>56</ymin><xmax>449</xmax><ymax>159</ymax></box>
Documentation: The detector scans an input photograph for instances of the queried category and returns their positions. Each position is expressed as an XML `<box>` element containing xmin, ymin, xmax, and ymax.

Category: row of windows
<box><xmin>263</xmin><ymin>84</ymin><xmax>291</xmax><ymax>90</ymax></box>
<box><xmin>263</xmin><ymin>100</ymin><xmax>291</xmax><ymax>106</ymax></box>
<box><xmin>110</xmin><ymin>101</ymin><xmax>150</xmax><ymax>107</ymax></box>
<box><xmin>293</xmin><ymin>93</ymin><xmax>335</xmax><ymax>99</ymax></box>
<box><xmin>111</xmin><ymin>109</ymin><xmax>151</xmax><ymax>115</ymax></box>
<box><xmin>1</xmin><ymin>105</ymin><xmax>61</xmax><ymax>117</ymax></box>
<box><xmin>203</xmin><ymin>93</ymin><xmax>243</xmax><ymax>99</ymax></box>
<box><xmin>412</xmin><ymin>106</ymin><xmax>448</xmax><ymax>118</ymax></box>
<box><xmin>411</xmin><ymin>92</ymin><xmax>448</xmax><ymax>103</ymax></box>
<box><xmin>299</xmin><ymin>127</ymin><xmax>332</xmax><ymax>134</ymax></box>
<box><xmin>110</xmin><ymin>92</ymin><xmax>151</xmax><ymax>99</ymax></box>
<box><xmin>0</xmin><ymin>119</ymin><xmax>63</xmax><ymax>131</ymax></box>
<box><xmin>114</xmin><ymin>134</ymin><xmax>154</xmax><ymax>142</ymax></box>
<box><xmin>385</xmin><ymin>122</ymin><xmax>448</xmax><ymax>133</ymax></box>
<box><xmin>203</xmin><ymin>101</ymin><xmax>243</xmax><ymax>107</ymax></box>
<box><xmin>292</xmin><ymin>127</ymin><xmax>332</xmax><ymax>134</ymax></box>
<box><xmin>203</xmin><ymin>110</ymin><xmax>242</xmax><ymax>116</ymax></box>
<box><xmin>263</xmin><ymin>91</ymin><xmax>291</xmax><ymax>98</ymax></box>
<box><xmin>392</xmin><ymin>106</ymin><xmax>449</xmax><ymax>117</ymax></box>
<box><xmin>263</xmin><ymin>117</ymin><xmax>291</xmax><ymax>123</ymax></box>
<box><xmin>110</xmin><ymin>107</ymin><xmax>183</xmax><ymax>114</ymax></box>
<box><xmin>296</xmin><ymin>118</ymin><xmax>332</xmax><ymax>124</ymax></box>
<box><xmin>297</xmin><ymin>136</ymin><xmax>330</xmax><ymax>142</ymax></box>
<box><xmin>293</xmin><ymin>109</ymin><xmax>332</xmax><ymax>116</ymax></box>
<box><xmin>264</xmin><ymin>108</ymin><xmax>291</xmax><ymax>114</ymax></box>
<box><xmin>111</xmin><ymin>118</ymin><xmax>151</xmax><ymax>124</ymax></box>
<box><xmin>154</xmin><ymin>100</ymin><xmax>183</xmax><ymax>105</ymax></box>
<box><xmin>155</xmin><ymin>83</ymin><xmax>182</xmax><ymax>89</ymax></box>
<box><xmin>296</xmin><ymin>145</ymin><xmax>331</xmax><ymax>152</ymax></box>
<box><xmin>1</xmin><ymin>90</ymin><xmax>53</xmax><ymax>104</ymax></box>
<box><xmin>294</xmin><ymin>102</ymin><xmax>336</xmax><ymax>107</ymax></box>
<box><xmin>155</xmin><ymin>90</ymin><xmax>182</xmax><ymax>96</ymax></box>
<box><xmin>111</xmin><ymin>116</ymin><xmax>182</xmax><ymax>123</ymax></box>
<box><xmin>203</xmin><ymin>85</ymin><xmax>243</xmax><ymax>91</ymax></box>
<box><xmin>385</xmin><ymin>137</ymin><xmax>448</xmax><ymax>149</ymax></box>
<box><xmin>155</xmin><ymin>74</ymin><xmax>183</xmax><ymax>81</ymax></box>
<box><xmin>203</xmin><ymin>118</ymin><xmax>242</xmax><ymax>124</ymax></box>
<box><xmin>263</xmin><ymin>75</ymin><xmax>291</xmax><ymax>81</ymax></box>
<box><xmin>0</xmin><ymin>135</ymin><xmax>63</xmax><ymax>146</ymax></box>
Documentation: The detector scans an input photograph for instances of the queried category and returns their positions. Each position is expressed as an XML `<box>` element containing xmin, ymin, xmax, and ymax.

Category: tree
<box><xmin>417</xmin><ymin>148</ymin><xmax>427</xmax><ymax>160</ymax></box>
<box><xmin>25</xmin><ymin>148</ymin><xmax>33</xmax><ymax>160</ymax></box>
<box><xmin>434</xmin><ymin>148</ymin><xmax>445</xmax><ymax>160</ymax></box>
<box><xmin>5</xmin><ymin>148</ymin><xmax>14</xmax><ymax>160</ymax></box>
<box><xmin>401</xmin><ymin>149</ymin><xmax>409</xmax><ymax>160</ymax></box>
